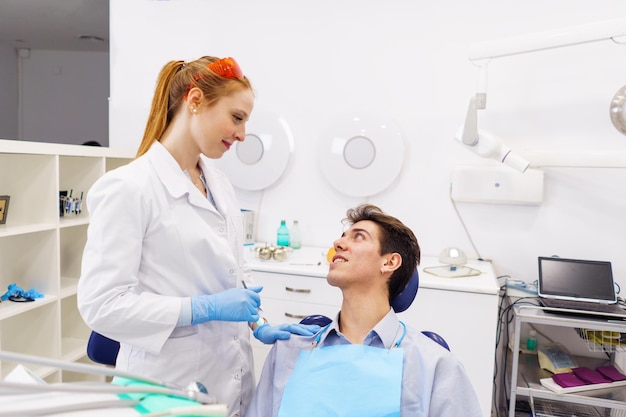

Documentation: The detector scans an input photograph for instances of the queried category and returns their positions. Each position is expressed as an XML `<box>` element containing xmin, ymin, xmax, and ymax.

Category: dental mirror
<box><xmin>187</xmin><ymin>381</ymin><xmax>209</xmax><ymax>394</ymax></box>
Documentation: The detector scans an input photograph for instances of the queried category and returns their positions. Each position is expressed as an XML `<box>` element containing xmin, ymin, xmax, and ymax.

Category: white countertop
<box><xmin>247</xmin><ymin>245</ymin><xmax>500</xmax><ymax>296</ymax></box>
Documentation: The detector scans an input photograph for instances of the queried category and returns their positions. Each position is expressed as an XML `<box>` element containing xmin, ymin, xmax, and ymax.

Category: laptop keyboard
<box><xmin>542</xmin><ymin>298</ymin><xmax>625</xmax><ymax>314</ymax></box>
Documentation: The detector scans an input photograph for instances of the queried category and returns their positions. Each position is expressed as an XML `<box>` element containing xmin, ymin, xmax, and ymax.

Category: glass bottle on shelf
<box><xmin>290</xmin><ymin>220</ymin><xmax>302</xmax><ymax>249</ymax></box>
<box><xmin>276</xmin><ymin>219</ymin><xmax>290</xmax><ymax>247</ymax></box>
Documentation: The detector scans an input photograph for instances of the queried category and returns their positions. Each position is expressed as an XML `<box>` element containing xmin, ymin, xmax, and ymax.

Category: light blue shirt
<box><xmin>245</xmin><ymin>309</ymin><xmax>484</xmax><ymax>417</ymax></box>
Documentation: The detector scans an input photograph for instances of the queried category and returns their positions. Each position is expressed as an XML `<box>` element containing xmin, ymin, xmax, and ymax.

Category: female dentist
<box><xmin>78</xmin><ymin>56</ymin><xmax>316</xmax><ymax>417</ymax></box>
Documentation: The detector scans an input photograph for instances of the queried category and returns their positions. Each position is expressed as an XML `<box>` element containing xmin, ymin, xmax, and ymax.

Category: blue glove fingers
<box><xmin>253</xmin><ymin>323</ymin><xmax>321</xmax><ymax>344</ymax></box>
<box><xmin>253</xmin><ymin>324</ymin><xmax>290</xmax><ymax>344</ymax></box>
<box><xmin>284</xmin><ymin>324</ymin><xmax>321</xmax><ymax>336</ymax></box>
<box><xmin>246</xmin><ymin>285</ymin><xmax>263</xmax><ymax>294</ymax></box>
<box><xmin>192</xmin><ymin>288</ymin><xmax>263</xmax><ymax>325</ymax></box>
<box><xmin>215</xmin><ymin>288</ymin><xmax>261</xmax><ymax>322</ymax></box>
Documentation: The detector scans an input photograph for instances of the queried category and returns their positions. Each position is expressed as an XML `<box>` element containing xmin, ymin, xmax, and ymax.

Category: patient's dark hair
<box><xmin>344</xmin><ymin>204</ymin><xmax>421</xmax><ymax>302</ymax></box>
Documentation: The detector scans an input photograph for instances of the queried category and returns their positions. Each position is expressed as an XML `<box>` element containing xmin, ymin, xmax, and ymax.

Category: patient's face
<box><xmin>327</xmin><ymin>220</ymin><xmax>385</xmax><ymax>291</ymax></box>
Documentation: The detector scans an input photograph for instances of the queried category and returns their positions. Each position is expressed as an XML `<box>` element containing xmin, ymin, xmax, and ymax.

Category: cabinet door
<box><xmin>252</xmin><ymin>271</ymin><xmax>342</xmax><ymax>306</ymax></box>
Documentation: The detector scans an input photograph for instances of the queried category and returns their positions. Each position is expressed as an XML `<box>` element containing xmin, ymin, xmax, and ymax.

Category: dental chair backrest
<box><xmin>87</xmin><ymin>330</ymin><xmax>120</xmax><ymax>366</ymax></box>
<box><xmin>301</xmin><ymin>269</ymin><xmax>451</xmax><ymax>351</ymax></box>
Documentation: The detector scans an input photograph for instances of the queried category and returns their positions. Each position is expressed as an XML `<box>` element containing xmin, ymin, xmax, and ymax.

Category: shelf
<box><xmin>513</xmin><ymin>352</ymin><xmax>624</xmax><ymax>407</ymax></box>
<box><xmin>508</xmin><ymin>303</ymin><xmax>626</xmax><ymax>416</ymax></box>
<box><xmin>0</xmin><ymin>295</ymin><xmax>58</xmax><ymax>320</ymax></box>
<box><xmin>59</xmin><ymin>217</ymin><xmax>90</xmax><ymax>228</ymax></box>
<box><xmin>0</xmin><ymin>223</ymin><xmax>57</xmax><ymax>237</ymax></box>
<box><xmin>60</xmin><ymin>277</ymin><xmax>79</xmax><ymax>299</ymax></box>
<box><xmin>0</xmin><ymin>140</ymin><xmax>134</xmax><ymax>383</ymax></box>
<box><xmin>62</xmin><ymin>337</ymin><xmax>88</xmax><ymax>362</ymax></box>
<box><xmin>516</xmin><ymin>305</ymin><xmax>626</xmax><ymax>331</ymax></box>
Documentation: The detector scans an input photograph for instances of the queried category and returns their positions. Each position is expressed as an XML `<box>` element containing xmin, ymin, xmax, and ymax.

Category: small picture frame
<box><xmin>0</xmin><ymin>195</ymin><xmax>10</xmax><ymax>225</ymax></box>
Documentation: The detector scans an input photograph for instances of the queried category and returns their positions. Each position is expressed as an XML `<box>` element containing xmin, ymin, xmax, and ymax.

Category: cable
<box><xmin>0</xmin><ymin>385</ymin><xmax>228</xmax><ymax>416</ymax></box>
<box><xmin>142</xmin><ymin>404</ymin><xmax>228</xmax><ymax>416</ymax></box>
<box><xmin>0</xmin><ymin>397</ymin><xmax>139</xmax><ymax>417</ymax></box>
<box><xmin>0</xmin><ymin>350</ymin><xmax>216</xmax><ymax>404</ymax></box>
<box><xmin>0</xmin><ymin>380</ymin><xmax>202</xmax><ymax>398</ymax></box>
<box><xmin>448</xmin><ymin>182</ymin><xmax>483</xmax><ymax>260</ymax></box>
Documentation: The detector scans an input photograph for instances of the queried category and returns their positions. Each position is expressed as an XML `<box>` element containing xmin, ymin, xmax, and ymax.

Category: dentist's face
<box><xmin>191</xmin><ymin>88</ymin><xmax>254</xmax><ymax>159</ymax></box>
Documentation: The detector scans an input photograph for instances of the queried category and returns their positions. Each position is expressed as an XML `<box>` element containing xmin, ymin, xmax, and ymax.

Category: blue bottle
<box><xmin>277</xmin><ymin>219</ymin><xmax>290</xmax><ymax>247</ymax></box>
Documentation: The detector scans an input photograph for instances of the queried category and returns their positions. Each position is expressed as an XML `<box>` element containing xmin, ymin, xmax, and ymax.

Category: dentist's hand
<box><xmin>191</xmin><ymin>286</ymin><xmax>263</xmax><ymax>325</ymax></box>
<box><xmin>253</xmin><ymin>323</ymin><xmax>321</xmax><ymax>344</ymax></box>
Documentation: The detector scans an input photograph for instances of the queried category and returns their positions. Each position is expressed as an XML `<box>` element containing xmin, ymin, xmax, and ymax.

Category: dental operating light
<box><xmin>457</xmin><ymin>18</ymin><xmax>626</xmax><ymax>170</ymax></box>
<box><xmin>456</xmin><ymin>96</ymin><xmax>530</xmax><ymax>173</ymax></box>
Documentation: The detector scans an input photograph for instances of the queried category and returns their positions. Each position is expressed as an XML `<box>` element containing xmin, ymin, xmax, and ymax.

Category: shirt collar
<box><xmin>319</xmin><ymin>309</ymin><xmax>402</xmax><ymax>349</ymax></box>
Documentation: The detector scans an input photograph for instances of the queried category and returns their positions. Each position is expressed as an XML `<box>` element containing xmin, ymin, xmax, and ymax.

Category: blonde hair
<box><xmin>136</xmin><ymin>56</ymin><xmax>253</xmax><ymax>157</ymax></box>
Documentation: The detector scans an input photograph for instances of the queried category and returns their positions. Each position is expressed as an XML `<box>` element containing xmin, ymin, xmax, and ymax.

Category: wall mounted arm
<box><xmin>455</xmin><ymin>97</ymin><xmax>530</xmax><ymax>173</ymax></box>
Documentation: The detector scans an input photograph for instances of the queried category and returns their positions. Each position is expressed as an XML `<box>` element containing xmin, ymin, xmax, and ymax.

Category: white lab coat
<box><xmin>78</xmin><ymin>142</ymin><xmax>254</xmax><ymax>417</ymax></box>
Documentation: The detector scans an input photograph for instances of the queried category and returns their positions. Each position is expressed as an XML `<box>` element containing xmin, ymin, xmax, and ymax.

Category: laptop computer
<box><xmin>537</xmin><ymin>256</ymin><xmax>626</xmax><ymax>319</ymax></box>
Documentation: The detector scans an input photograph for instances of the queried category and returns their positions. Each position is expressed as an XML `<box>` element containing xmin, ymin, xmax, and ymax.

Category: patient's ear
<box><xmin>381</xmin><ymin>253</ymin><xmax>402</xmax><ymax>274</ymax></box>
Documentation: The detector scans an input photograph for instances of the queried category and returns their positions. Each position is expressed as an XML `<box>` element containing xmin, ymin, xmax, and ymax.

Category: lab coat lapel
<box><xmin>198</xmin><ymin>157</ymin><xmax>229</xmax><ymax>216</ymax></box>
<box><xmin>147</xmin><ymin>142</ymin><xmax>218</xmax><ymax>213</ymax></box>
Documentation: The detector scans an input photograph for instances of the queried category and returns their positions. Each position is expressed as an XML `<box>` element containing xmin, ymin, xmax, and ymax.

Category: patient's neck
<box><xmin>338</xmin><ymin>296</ymin><xmax>390</xmax><ymax>344</ymax></box>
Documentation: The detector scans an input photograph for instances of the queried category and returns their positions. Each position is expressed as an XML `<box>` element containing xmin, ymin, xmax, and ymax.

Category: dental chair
<box><xmin>86</xmin><ymin>269</ymin><xmax>448</xmax><ymax>367</ymax></box>
<box><xmin>300</xmin><ymin>269</ymin><xmax>450</xmax><ymax>351</ymax></box>
<box><xmin>87</xmin><ymin>330</ymin><xmax>119</xmax><ymax>366</ymax></box>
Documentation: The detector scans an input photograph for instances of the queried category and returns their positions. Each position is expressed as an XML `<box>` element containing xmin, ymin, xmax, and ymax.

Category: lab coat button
<box><xmin>219</xmin><ymin>227</ymin><xmax>225</xmax><ymax>233</ymax></box>
<box><xmin>228</xmin><ymin>269</ymin><xmax>235</xmax><ymax>275</ymax></box>
<box><xmin>233</xmin><ymin>335</ymin><xmax>238</xmax><ymax>341</ymax></box>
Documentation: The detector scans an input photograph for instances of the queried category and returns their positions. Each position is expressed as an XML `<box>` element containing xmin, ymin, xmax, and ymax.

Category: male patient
<box><xmin>245</xmin><ymin>204</ymin><xmax>482</xmax><ymax>417</ymax></box>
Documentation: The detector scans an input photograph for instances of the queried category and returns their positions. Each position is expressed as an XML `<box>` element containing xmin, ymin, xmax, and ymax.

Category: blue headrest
<box><xmin>390</xmin><ymin>268</ymin><xmax>419</xmax><ymax>313</ymax></box>
<box><xmin>299</xmin><ymin>314</ymin><xmax>332</xmax><ymax>327</ymax></box>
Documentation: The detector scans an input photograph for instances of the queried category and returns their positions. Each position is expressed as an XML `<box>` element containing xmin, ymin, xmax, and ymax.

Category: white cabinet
<box><xmin>0</xmin><ymin>139</ymin><xmax>134</xmax><ymax>382</ymax></box>
<box><xmin>508</xmin><ymin>305</ymin><xmax>626</xmax><ymax>416</ymax></box>
<box><xmin>248</xmin><ymin>247</ymin><xmax>499</xmax><ymax>417</ymax></box>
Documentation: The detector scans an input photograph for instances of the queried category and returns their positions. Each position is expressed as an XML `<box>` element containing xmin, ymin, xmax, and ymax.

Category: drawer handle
<box><xmin>285</xmin><ymin>286</ymin><xmax>311</xmax><ymax>294</ymax></box>
<box><xmin>284</xmin><ymin>312</ymin><xmax>308</xmax><ymax>319</ymax></box>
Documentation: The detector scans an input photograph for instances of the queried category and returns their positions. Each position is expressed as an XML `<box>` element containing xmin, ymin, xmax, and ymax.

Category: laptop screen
<box><xmin>538</xmin><ymin>257</ymin><xmax>616</xmax><ymax>303</ymax></box>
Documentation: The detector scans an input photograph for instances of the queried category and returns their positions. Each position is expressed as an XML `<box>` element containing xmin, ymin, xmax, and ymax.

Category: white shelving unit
<box><xmin>0</xmin><ymin>139</ymin><xmax>134</xmax><ymax>382</ymax></box>
<box><xmin>508</xmin><ymin>304</ymin><xmax>626</xmax><ymax>416</ymax></box>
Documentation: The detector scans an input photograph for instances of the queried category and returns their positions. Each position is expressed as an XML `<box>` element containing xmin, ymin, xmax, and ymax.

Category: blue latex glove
<box><xmin>1</xmin><ymin>283</ymin><xmax>44</xmax><ymax>302</ymax></box>
<box><xmin>191</xmin><ymin>286</ymin><xmax>262</xmax><ymax>325</ymax></box>
<box><xmin>253</xmin><ymin>323</ymin><xmax>321</xmax><ymax>345</ymax></box>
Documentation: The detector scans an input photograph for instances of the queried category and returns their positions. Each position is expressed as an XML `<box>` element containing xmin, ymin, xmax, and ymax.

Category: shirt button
<box><xmin>228</xmin><ymin>269</ymin><xmax>235</xmax><ymax>275</ymax></box>
<box><xmin>234</xmin><ymin>336</ymin><xmax>238</xmax><ymax>341</ymax></box>
<box><xmin>234</xmin><ymin>374</ymin><xmax>241</xmax><ymax>380</ymax></box>
<box><xmin>219</xmin><ymin>227</ymin><xmax>225</xmax><ymax>233</ymax></box>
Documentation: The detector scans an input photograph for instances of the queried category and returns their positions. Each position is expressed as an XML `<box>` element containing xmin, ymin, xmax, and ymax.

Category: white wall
<box><xmin>0</xmin><ymin>47</ymin><xmax>108</xmax><ymax>144</ymax></box>
<box><xmin>109</xmin><ymin>1</ymin><xmax>626</xmax><ymax>289</ymax></box>
<box><xmin>0</xmin><ymin>43</ymin><xmax>18</xmax><ymax>139</ymax></box>
<box><xmin>19</xmin><ymin>49</ymin><xmax>109</xmax><ymax>145</ymax></box>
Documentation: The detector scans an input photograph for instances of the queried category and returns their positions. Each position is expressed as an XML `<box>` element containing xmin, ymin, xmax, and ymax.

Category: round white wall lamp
<box><xmin>213</xmin><ymin>107</ymin><xmax>294</xmax><ymax>191</ymax></box>
<box><xmin>610</xmin><ymin>85</ymin><xmax>626</xmax><ymax>136</ymax></box>
<box><xmin>318</xmin><ymin>113</ymin><xmax>405</xmax><ymax>197</ymax></box>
